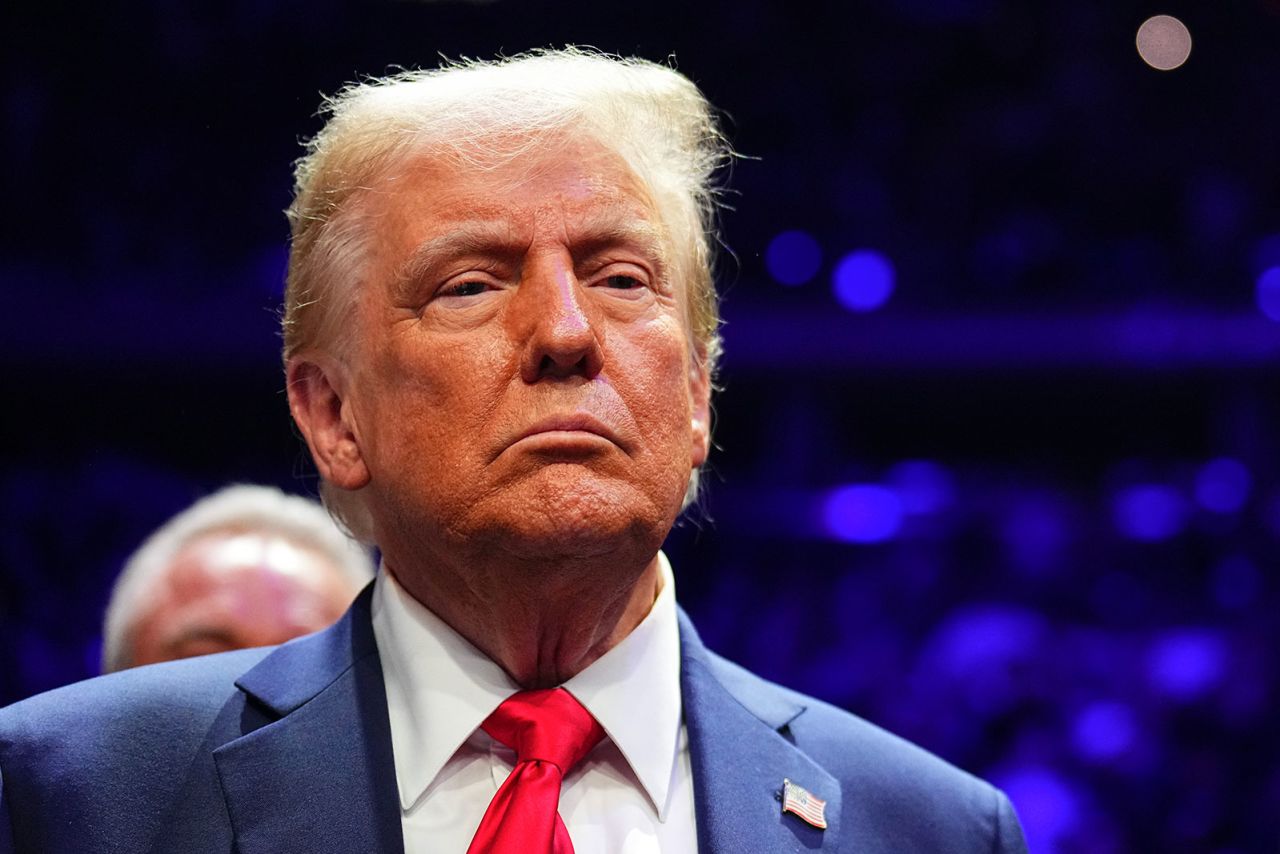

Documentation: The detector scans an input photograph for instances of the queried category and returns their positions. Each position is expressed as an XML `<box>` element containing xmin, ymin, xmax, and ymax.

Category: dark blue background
<box><xmin>3</xmin><ymin>1</ymin><xmax>1279</xmax><ymax>850</ymax></box>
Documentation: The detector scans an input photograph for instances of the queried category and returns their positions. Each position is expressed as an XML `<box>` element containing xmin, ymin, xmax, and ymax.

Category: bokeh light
<box><xmin>887</xmin><ymin>460</ymin><xmax>954</xmax><ymax>515</ymax></box>
<box><xmin>765</xmin><ymin>229</ymin><xmax>822</xmax><ymax>286</ymax></box>
<box><xmin>832</xmin><ymin>249</ymin><xmax>896</xmax><ymax>312</ymax></box>
<box><xmin>1136</xmin><ymin>15</ymin><xmax>1192</xmax><ymax>71</ymax></box>
<box><xmin>1073</xmin><ymin>701</ymin><xmax>1137</xmax><ymax>762</ymax></box>
<box><xmin>1148</xmin><ymin>629</ymin><xmax>1226</xmax><ymax>701</ymax></box>
<box><xmin>1113</xmin><ymin>484</ymin><xmax>1188</xmax><ymax>541</ymax></box>
<box><xmin>998</xmin><ymin>767</ymin><xmax>1082</xmax><ymax>853</ymax></box>
<box><xmin>1256</xmin><ymin>266</ymin><xmax>1280</xmax><ymax>321</ymax></box>
<box><xmin>1194</xmin><ymin>458</ymin><xmax>1251</xmax><ymax>514</ymax></box>
<box><xmin>822</xmin><ymin>484</ymin><xmax>903</xmax><ymax>543</ymax></box>
<box><xmin>926</xmin><ymin>606</ymin><xmax>1046</xmax><ymax>681</ymax></box>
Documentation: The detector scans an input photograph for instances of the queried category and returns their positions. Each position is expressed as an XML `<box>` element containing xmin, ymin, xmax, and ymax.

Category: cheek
<box><xmin>357</xmin><ymin>331</ymin><xmax>514</xmax><ymax>490</ymax></box>
<box><xmin>365</xmin><ymin>332</ymin><xmax>498</xmax><ymax>419</ymax></box>
<box><xmin>623</xmin><ymin>322</ymin><xmax>695</xmax><ymax>443</ymax></box>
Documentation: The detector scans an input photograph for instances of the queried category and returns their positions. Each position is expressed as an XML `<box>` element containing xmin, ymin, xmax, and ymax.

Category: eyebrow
<box><xmin>568</xmin><ymin>217</ymin><xmax>669</xmax><ymax>269</ymax></box>
<box><xmin>390</xmin><ymin>215</ymin><xmax>670</xmax><ymax>301</ymax></box>
<box><xmin>390</xmin><ymin>221</ymin><xmax>526</xmax><ymax>301</ymax></box>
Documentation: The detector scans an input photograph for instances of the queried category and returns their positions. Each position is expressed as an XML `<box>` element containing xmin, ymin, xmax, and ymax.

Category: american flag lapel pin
<box><xmin>780</xmin><ymin>778</ymin><xmax>828</xmax><ymax>830</ymax></box>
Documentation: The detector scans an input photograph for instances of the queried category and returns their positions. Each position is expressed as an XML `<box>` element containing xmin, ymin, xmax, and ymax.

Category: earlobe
<box><xmin>689</xmin><ymin>356</ymin><xmax>712</xmax><ymax>468</ymax></box>
<box><xmin>286</xmin><ymin>356</ymin><xmax>371</xmax><ymax>490</ymax></box>
<box><xmin>691</xmin><ymin>414</ymin><xmax>710</xmax><ymax>468</ymax></box>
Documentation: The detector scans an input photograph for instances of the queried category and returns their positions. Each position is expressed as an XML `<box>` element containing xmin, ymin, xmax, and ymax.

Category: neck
<box><xmin>384</xmin><ymin>548</ymin><xmax>663</xmax><ymax>688</ymax></box>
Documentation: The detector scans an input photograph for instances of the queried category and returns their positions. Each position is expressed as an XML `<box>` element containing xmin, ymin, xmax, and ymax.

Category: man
<box><xmin>102</xmin><ymin>484</ymin><xmax>375</xmax><ymax>672</ymax></box>
<box><xmin>0</xmin><ymin>50</ymin><xmax>1026</xmax><ymax>852</ymax></box>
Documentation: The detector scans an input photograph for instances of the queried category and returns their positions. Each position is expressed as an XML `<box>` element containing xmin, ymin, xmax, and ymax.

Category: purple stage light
<box><xmin>996</xmin><ymin>767</ymin><xmax>1082</xmax><ymax>853</ymax></box>
<box><xmin>886</xmin><ymin>460</ymin><xmax>954</xmax><ymax>515</ymax></box>
<box><xmin>822</xmin><ymin>484</ymin><xmax>903</xmax><ymax>543</ymax></box>
<box><xmin>1148</xmin><ymin>629</ymin><xmax>1226</xmax><ymax>701</ymax></box>
<box><xmin>921</xmin><ymin>605</ymin><xmax>1046</xmax><ymax>713</ymax></box>
<box><xmin>1256</xmin><ymin>266</ymin><xmax>1280</xmax><ymax>322</ymax></box>
<box><xmin>832</xmin><ymin>249</ymin><xmax>895</xmax><ymax>312</ymax></box>
<box><xmin>765</xmin><ymin>230</ymin><xmax>822</xmax><ymax>286</ymax></box>
<box><xmin>931</xmin><ymin>607</ymin><xmax>1045</xmax><ymax>676</ymax></box>
<box><xmin>1112</xmin><ymin>484</ymin><xmax>1187</xmax><ymax>541</ymax></box>
<box><xmin>1194</xmin><ymin>458</ymin><xmax>1251</xmax><ymax>514</ymax></box>
<box><xmin>1072</xmin><ymin>701</ymin><xmax>1137</xmax><ymax>762</ymax></box>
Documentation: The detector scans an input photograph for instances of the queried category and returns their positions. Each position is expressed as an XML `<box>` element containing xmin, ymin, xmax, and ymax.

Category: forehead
<box><xmin>165</xmin><ymin>531</ymin><xmax>342</xmax><ymax>594</ymax></box>
<box><xmin>368</xmin><ymin>136</ymin><xmax>669</xmax><ymax>258</ymax></box>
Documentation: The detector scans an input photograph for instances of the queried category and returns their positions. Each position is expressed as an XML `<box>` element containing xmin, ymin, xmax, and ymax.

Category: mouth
<box><xmin>516</xmin><ymin>413</ymin><xmax>623</xmax><ymax>446</ymax></box>
<box><xmin>489</xmin><ymin>401</ymin><xmax>636</xmax><ymax>465</ymax></box>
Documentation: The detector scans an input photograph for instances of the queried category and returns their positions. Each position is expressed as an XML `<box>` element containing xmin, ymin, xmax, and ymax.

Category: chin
<box><xmin>474</xmin><ymin>468</ymin><xmax>676</xmax><ymax>560</ymax></box>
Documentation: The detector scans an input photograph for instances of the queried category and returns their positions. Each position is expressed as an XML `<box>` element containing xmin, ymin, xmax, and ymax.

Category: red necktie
<box><xmin>466</xmin><ymin>688</ymin><xmax>605</xmax><ymax>854</ymax></box>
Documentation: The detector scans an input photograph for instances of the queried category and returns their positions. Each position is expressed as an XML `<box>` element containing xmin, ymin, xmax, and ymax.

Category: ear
<box><xmin>286</xmin><ymin>355</ymin><xmax>371</xmax><ymax>491</ymax></box>
<box><xmin>689</xmin><ymin>349</ymin><xmax>712</xmax><ymax>469</ymax></box>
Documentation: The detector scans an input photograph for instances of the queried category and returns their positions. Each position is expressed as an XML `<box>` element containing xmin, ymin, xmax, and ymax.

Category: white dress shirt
<box><xmin>371</xmin><ymin>553</ymin><xmax>698</xmax><ymax>853</ymax></box>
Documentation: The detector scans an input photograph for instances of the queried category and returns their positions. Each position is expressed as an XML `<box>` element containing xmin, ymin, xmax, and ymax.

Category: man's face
<box><xmin>314</xmin><ymin>137</ymin><xmax>711</xmax><ymax>563</ymax></box>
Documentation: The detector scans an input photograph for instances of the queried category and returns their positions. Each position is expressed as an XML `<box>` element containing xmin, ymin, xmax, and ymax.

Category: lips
<box><xmin>516</xmin><ymin>413</ymin><xmax>623</xmax><ymax>446</ymax></box>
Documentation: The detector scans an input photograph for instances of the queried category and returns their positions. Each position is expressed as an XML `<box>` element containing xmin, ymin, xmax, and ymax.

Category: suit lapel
<box><xmin>679</xmin><ymin>610</ymin><xmax>843</xmax><ymax>853</ymax></box>
<box><xmin>213</xmin><ymin>587</ymin><xmax>404</xmax><ymax>854</ymax></box>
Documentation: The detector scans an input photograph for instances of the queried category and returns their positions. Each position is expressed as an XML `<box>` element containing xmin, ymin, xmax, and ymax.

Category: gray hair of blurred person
<box><xmin>102</xmin><ymin>485</ymin><xmax>376</xmax><ymax>673</ymax></box>
<box><xmin>280</xmin><ymin>47</ymin><xmax>732</xmax><ymax>542</ymax></box>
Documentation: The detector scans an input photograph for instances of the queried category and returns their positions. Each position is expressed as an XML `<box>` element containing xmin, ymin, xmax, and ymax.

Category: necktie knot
<box><xmin>482</xmin><ymin>688</ymin><xmax>604</xmax><ymax>774</ymax></box>
<box><xmin>468</xmin><ymin>689</ymin><xmax>603</xmax><ymax>853</ymax></box>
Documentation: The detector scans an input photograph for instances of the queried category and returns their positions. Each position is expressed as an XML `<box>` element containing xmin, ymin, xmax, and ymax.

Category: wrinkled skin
<box><xmin>288</xmin><ymin>138</ymin><xmax>711</xmax><ymax>687</ymax></box>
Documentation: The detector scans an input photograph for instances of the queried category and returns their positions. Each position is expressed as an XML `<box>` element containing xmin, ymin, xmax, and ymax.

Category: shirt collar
<box><xmin>370</xmin><ymin>552</ymin><xmax>684</xmax><ymax>818</ymax></box>
<box><xmin>371</xmin><ymin>566</ymin><xmax>518</xmax><ymax>811</ymax></box>
<box><xmin>563</xmin><ymin>552</ymin><xmax>683</xmax><ymax>819</ymax></box>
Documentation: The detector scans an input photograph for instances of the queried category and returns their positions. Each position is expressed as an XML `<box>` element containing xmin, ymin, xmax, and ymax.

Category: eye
<box><xmin>438</xmin><ymin>279</ymin><xmax>492</xmax><ymax>299</ymax></box>
<box><xmin>601</xmin><ymin>274</ymin><xmax>644</xmax><ymax>290</ymax></box>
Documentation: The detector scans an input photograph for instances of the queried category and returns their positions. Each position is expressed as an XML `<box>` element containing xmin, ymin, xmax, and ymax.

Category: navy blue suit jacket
<box><xmin>0</xmin><ymin>587</ymin><xmax>1026</xmax><ymax>852</ymax></box>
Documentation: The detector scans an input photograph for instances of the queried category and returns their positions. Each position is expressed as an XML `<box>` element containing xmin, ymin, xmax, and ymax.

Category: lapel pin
<box><xmin>780</xmin><ymin>778</ymin><xmax>828</xmax><ymax>830</ymax></box>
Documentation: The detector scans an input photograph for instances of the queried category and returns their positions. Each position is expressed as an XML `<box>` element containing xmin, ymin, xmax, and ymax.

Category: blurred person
<box><xmin>101</xmin><ymin>484</ymin><xmax>375</xmax><ymax>672</ymax></box>
<box><xmin>0</xmin><ymin>49</ymin><xmax>1026</xmax><ymax>853</ymax></box>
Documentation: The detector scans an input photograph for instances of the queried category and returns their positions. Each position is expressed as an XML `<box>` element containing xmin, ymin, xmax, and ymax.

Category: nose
<box><xmin>515</xmin><ymin>252</ymin><xmax>605</xmax><ymax>383</ymax></box>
